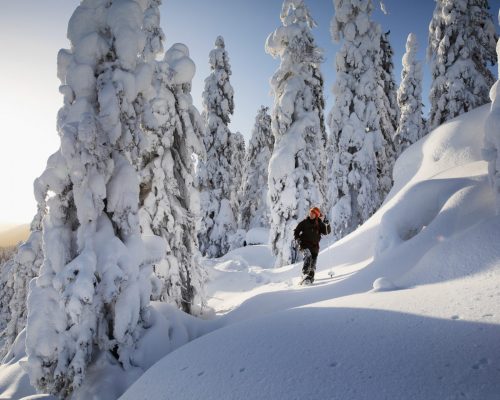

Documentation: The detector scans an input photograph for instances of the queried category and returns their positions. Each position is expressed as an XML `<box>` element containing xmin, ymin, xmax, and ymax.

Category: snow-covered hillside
<box><xmin>1</xmin><ymin>105</ymin><xmax>499</xmax><ymax>399</ymax></box>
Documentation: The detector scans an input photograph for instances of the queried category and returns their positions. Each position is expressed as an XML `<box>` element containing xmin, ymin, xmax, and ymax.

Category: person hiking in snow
<box><xmin>294</xmin><ymin>207</ymin><xmax>331</xmax><ymax>284</ymax></box>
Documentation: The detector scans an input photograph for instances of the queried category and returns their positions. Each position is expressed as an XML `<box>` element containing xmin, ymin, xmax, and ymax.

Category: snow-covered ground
<box><xmin>1</xmin><ymin>105</ymin><xmax>499</xmax><ymax>399</ymax></box>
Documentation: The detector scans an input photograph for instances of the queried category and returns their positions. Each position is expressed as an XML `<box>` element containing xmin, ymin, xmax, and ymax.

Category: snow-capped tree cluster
<box><xmin>323</xmin><ymin>0</ymin><xmax>496</xmax><ymax>244</ymax></box>
<box><xmin>0</xmin><ymin>174</ymin><xmax>50</xmax><ymax>358</ymax></box>
<box><xmin>0</xmin><ymin>258</ymin><xmax>15</xmax><ymax>335</ymax></box>
<box><xmin>428</xmin><ymin>0</ymin><xmax>497</xmax><ymax>129</ymax></box>
<box><xmin>197</xmin><ymin>36</ymin><xmax>243</xmax><ymax>258</ymax></box>
<box><xmin>266</xmin><ymin>0</ymin><xmax>328</xmax><ymax>267</ymax></box>
<box><xmin>0</xmin><ymin>213</ymin><xmax>43</xmax><ymax>357</ymax></box>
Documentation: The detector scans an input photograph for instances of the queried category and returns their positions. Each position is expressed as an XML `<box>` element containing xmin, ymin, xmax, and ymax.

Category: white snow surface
<box><xmin>1</xmin><ymin>106</ymin><xmax>500</xmax><ymax>399</ymax></box>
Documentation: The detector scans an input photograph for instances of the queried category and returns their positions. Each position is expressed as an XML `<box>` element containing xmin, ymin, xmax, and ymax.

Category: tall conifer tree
<box><xmin>139</xmin><ymin>42</ymin><xmax>206</xmax><ymax>314</ymax></box>
<box><xmin>266</xmin><ymin>0</ymin><xmax>327</xmax><ymax>267</ymax></box>
<box><xmin>327</xmin><ymin>0</ymin><xmax>385</xmax><ymax>239</ymax></box>
<box><xmin>376</xmin><ymin>31</ymin><xmax>398</xmax><ymax>199</ymax></box>
<box><xmin>24</xmin><ymin>1</ymin><xmax>164</xmax><ymax>395</ymax></box>
<box><xmin>395</xmin><ymin>33</ymin><xmax>425</xmax><ymax>155</ymax></box>
<box><xmin>197</xmin><ymin>36</ymin><xmax>238</xmax><ymax>258</ymax></box>
<box><xmin>239</xmin><ymin>106</ymin><xmax>274</xmax><ymax>231</ymax></box>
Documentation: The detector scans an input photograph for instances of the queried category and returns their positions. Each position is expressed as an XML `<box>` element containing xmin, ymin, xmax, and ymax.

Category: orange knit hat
<box><xmin>309</xmin><ymin>207</ymin><xmax>321</xmax><ymax>218</ymax></box>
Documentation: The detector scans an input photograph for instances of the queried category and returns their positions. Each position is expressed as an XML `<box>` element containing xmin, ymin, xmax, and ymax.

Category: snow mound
<box><xmin>245</xmin><ymin>227</ymin><xmax>269</xmax><ymax>245</ymax></box>
<box><xmin>391</xmin><ymin>105</ymin><xmax>488</xmax><ymax>195</ymax></box>
<box><xmin>121</xmin><ymin>306</ymin><xmax>500</xmax><ymax>400</ymax></box>
<box><xmin>0</xmin><ymin>305</ymin><xmax>218</xmax><ymax>400</ymax></box>
<box><xmin>372</xmin><ymin>277</ymin><xmax>397</xmax><ymax>291</ymax></box>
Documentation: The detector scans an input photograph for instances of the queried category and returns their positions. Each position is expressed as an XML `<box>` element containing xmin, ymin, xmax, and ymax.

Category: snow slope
<box><xmin>121</xmin><ymin>104</ymin><xmax>500</xmax><ymax>400</ymax></box>
<box><xmin>1</xmin><ymin>105</ymin><xmax>499</xmax><ymax>399</ymax></box>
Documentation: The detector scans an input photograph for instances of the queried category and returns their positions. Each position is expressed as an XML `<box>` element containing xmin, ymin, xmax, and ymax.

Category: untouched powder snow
<box><xmin>1</xmin><ymin>107</ymin><xmax>499</xmax><ymax>399</ymax></box>
<box><xmin>120</xmin><ymin>104</ymin><xmax>500</xmax><ymax>400</ymax></box>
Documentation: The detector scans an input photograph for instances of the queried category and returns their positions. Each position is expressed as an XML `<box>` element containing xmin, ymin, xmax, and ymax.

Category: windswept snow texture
<box><xmin>120</xmin><ymin>105</ymin><xmax>500</xmax><ymax>400</ymax></box>
<box><xmin>1</xmin><ymin>108</ymin><xmax>500</xmax><ymax>399</ymax></box>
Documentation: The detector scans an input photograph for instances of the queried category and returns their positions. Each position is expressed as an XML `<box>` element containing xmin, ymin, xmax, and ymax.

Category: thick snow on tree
<box><xmin>379</xmin><ymin>31</ymin><xmax>399</xmax><ymax>132</ymax></box>
<box><xmin>327</xmin><ymin>0</ymin><xmax>386</xmax><ymax>240</ymax></box>
<box><xmin>0</xmin><ymin>209</ymin><xmax>44</xmax><ymax>358</ymax></box>
<box><xmin>197</xmin><ymin>36</ymin><xmax>238</xmax><ymax>258</ymax></box>
<box><xmin>141</xmin><ymin>0</ymin><xmax>165</xmax><ymax>63</ymax></box>
<box><xmin>227</xmin><ymin>132</ymin><xmax>247</xmax><ymax>250</ymax></box>
<box><xmin>230</xmin><ymin>131</ymin><xmax>246</xmax><ymax>213</ymax></box>
<box><xmin>0</xmin><ymin>165</ymin><xmax>53</xmax><ymax>358</ymax></box>
<box><xmin>0</xmin><ymin>236</ymin><xmax>27</xmax><ymax>341</ymax></box>
<box><xmin>0</xmin><ymin>259</ymin><xmax>14</xmax><ymax>337</ymax></box>
<box><xmin>395</xmin><ymin>33</ymin><xmax>425</xmax><ymax>156</ymax></box>
<box><xmin>428</xmin><ymin>0</ymin><xmax>497</xmax><ymax>129</ymax></box>
<box><xmin>376</xmin><ymin>31</ymin><xmax>398</xmax><ymax>199</ymax></box>
<box><xmin>266</xmin><ymin>0</ymin><xmax>327</xmax><ymax>267</ymax></box>
<box><xmin>483</xmin><ymin>14</ymin><xmax>500</xmax><ymax>214</ymax></box>
<box><xmin>139</xmin><ymin>42</ymin><xmax>206</xmax><ymax>315</ymax></box>
<box><xmin>239</xmin><ymin>106</ymin><xmax>274</xmax><ymax>231</ymax></box>
<box><xmin>23</xmin><ymin>1</ymin><xmax>165</xmax><ymax>397</ymax></box>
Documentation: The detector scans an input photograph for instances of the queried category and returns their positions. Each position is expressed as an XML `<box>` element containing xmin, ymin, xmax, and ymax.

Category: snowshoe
<box><xmin>299</xmin><ymin>276</ymin><xmax>313</xmax><ymax>285</ymax></box>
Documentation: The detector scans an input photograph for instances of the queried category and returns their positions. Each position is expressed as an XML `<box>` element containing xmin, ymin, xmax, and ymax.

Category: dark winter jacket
<box><xmin>294</xmin><ymin>217</ymin><xmax>331</xmax><ymax>255</ymax></box>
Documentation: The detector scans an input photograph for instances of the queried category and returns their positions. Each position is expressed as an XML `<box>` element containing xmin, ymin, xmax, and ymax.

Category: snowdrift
<box><xmin>121</xmin><ymin>105</ymin><xmax>500</xmax><ymax>400</ymax></box>
<box><xmin>1</xmin><ymin>105</ymin><xmax>499</xmax><ymax>399</ymax></box>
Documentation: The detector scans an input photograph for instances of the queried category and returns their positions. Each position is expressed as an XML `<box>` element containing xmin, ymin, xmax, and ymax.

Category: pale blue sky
<box><xmin>0</xmin><ymin>0</ymin><xmax>499</xmax><ymax>225</ymax></box>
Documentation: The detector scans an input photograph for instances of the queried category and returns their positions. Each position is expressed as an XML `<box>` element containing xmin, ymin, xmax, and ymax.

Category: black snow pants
<box><xmin>301</xmin><ymin>248</ymin><xmax>318</xmax><ymax>282</ymax></box>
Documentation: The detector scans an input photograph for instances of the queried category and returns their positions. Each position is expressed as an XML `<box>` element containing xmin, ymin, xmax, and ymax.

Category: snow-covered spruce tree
<box><xmin>138</xmin><ymin>0</ymin><xmax>206</xmax><ymax>314</ymax></box>
<box><xmin>0</xmin><ymin>239</ymin><xmax>27</xmax><ymax>339</ymax></box>
<box><xmin>483</xmin><ymin>13</ymin><xmax>500</xmax><ymax>214</ymax></box>
<box><xmin>395</xmin><ymin>33</ymin><xmax>425</xmax><ymax>156</ymax></box>
<box><xmin>266</xmin><ymin>0</ymin><xmax>327</xmax><ymax>267</ymax></box>
<box><xmin>327</xmin><ymin>0</ymin><xmax>385</xmax><ymax>240</ymax></box>
<box><xmin>428</xmin><ymin>0</ymin><xmax>497</xmax><ymax>129</ymax></box>
<box><xmin>230</xmin><ymin>131</ymin><xmax>246</xmax><ymax>211</ymax></box>
<box><xmin>23</xmin><ymin>1</ymin><xmax>164</xmax><ymax>397</ymax></box>
<box><xmin>0</xmin><ymin>258</ymin><xmax>14</xmax><ymax>336</ymax></box>
<box><xmin>376</xmin><ymin>30</ymin><xmax>398</xmax><ymax>199</ymax></box>
<box><xmin>379</xmin><ymin>31</ymin><xmax>399</xmax><ymax>132</ymax></box>
<box><xmin>197</xmin><ymin>36</ymin><xmax>238</xmax><ymax>258</ymax></box>
<box><xmin>239</xmin><ymin>106</ymin><xmax>274</xmax><ymax>231</ymax></box>
<box><xmin>139</xmin><ymin>42</ymin><xmax>206</xmax><ymax>314</ymax></box>
<box><xmin>228</xmin><ymin>131</ymin><xmax>247</xmax><ymax>249</ymax></box>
